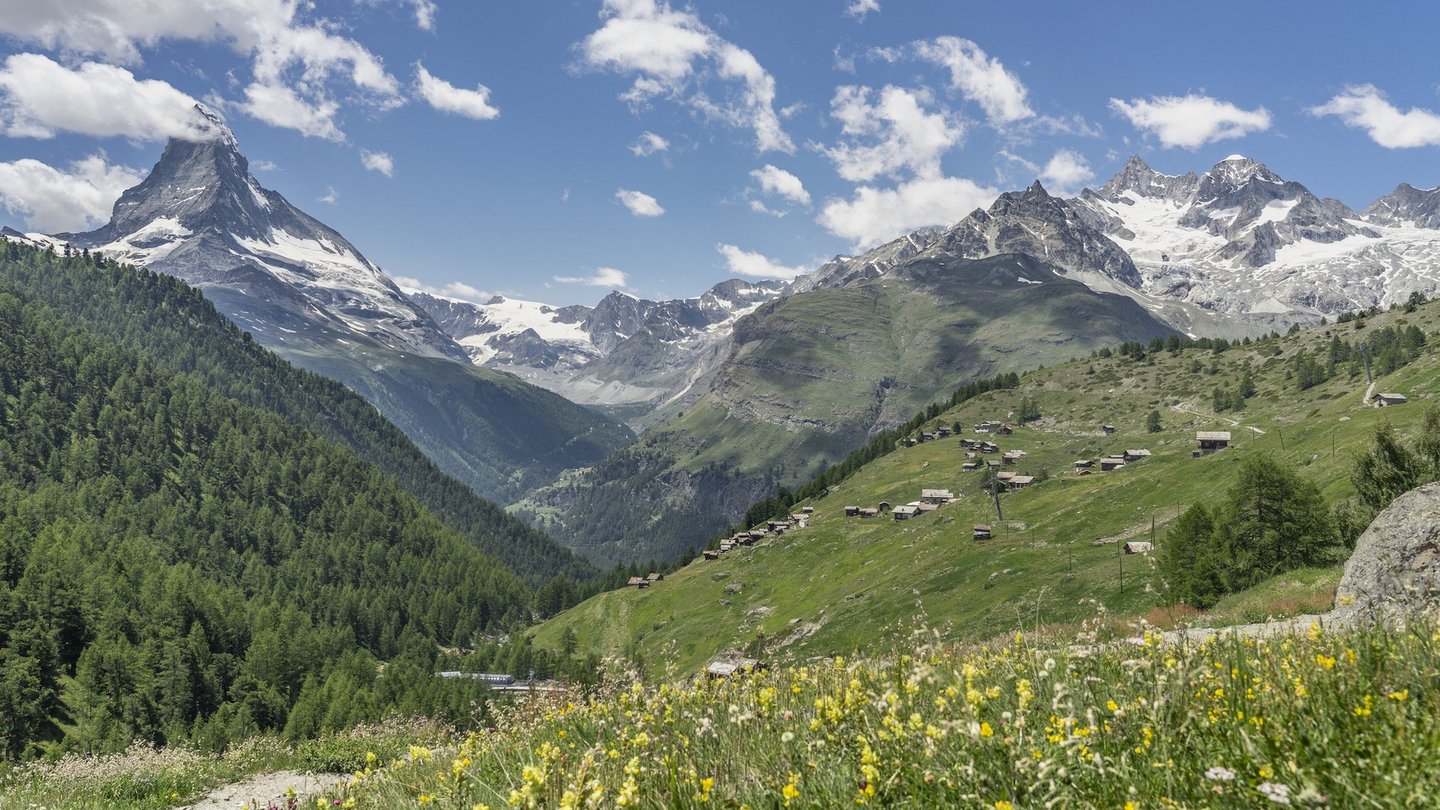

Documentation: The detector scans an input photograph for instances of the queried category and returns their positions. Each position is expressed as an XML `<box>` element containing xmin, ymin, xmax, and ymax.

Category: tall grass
<box><xmin>325</xmin><ymin>617</ymin><xmax>1440</xmax><ymax>808</ymax></box>
<box><xmin>0</xmin><ymin>718</ymin><xmax>451</xmax><ymax>810</ymax></box>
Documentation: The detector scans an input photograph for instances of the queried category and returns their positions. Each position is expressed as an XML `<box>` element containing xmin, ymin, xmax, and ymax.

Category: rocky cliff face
<box><xmin>935</xmin><ymin>181</ymin><xmax>1144</xmax><ymax>289</ymax></box>
<box><xmin>1364</xmin><ymin>183</ymin><xmax>1440</xmax><ymax>229</ymax></box>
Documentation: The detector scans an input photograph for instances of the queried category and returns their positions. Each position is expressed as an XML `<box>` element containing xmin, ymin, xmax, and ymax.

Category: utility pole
<box><xmin>1279</xmin><ymin>427</ymin><xmax>1285</xmax><ymax>451</ymax></box>
<box><xmin>989</xmin><ymin>474</ymin><xmax>1004</xmax><ymax>533</ymax></box>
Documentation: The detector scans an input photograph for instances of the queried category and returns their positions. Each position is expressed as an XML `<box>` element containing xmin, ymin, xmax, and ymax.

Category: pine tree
<box><xmin>1223</xmin><ymin>456</ymin><xmax>1335</xmax><ymax>588</ymax></box>
<box><xmin>1353</xmin><ymin>423</ymin><xmax>1424</xmax><ymax>511</ymax></box>
<box><xmin>1017</xmin><ymin>396</ymin><xmax>1041</xmax><ymax>423</ymax></box>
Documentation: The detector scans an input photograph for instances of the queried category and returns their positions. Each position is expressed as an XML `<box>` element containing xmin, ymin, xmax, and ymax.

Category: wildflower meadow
<box><xmin>319</xmin><ymin>617</ymin><xmax>1440</xmax><ymax>809</ymax></box>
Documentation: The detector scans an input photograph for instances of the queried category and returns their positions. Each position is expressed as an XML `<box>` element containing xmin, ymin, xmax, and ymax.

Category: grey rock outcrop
<box><xmin>1364</xmin><ymin>183</ymin><xmax>1440</xmax><ymax>229</ymax></box>
<box><xmin>1097</xmin><ymin>154</ymin><xmax>1198</xmax><ymax>205</ymax></box>
<box><xmin>934</xmin><ymin>181</ymin><xmax>1144</xmax><ymax>288</ymax></box>
<box><xmin>1335</xmin><ymin>482</ymin><xmax>1440</xmax><ymax>618</ymax></box>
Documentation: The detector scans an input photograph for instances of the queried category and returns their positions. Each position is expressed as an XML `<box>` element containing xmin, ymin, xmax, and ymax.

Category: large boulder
<box><xmin>1335</xmin><ymin>482</ymin><xmax>1440</xmax><ymax>618</ymax></box>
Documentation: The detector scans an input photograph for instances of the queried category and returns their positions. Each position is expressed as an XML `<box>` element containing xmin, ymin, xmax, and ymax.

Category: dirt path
<box><xmin>1169</xmin><ymin>403</ymin><xmax>1266</xmax><ymax>434</ymax></box>
<box><xmin>179</xmin><ymin>771</ymin><xmax>345</xmax><ymax>810</ymax></box>
<box><xmin>1073</xmin><ymin>612</ymin><xmax>1349</xmax><ymax>658</ymax></box>
<box><xmin>1155</xmin><ymin>612</ymin><xmax>1344</xmax><ymax>646</ymax></box>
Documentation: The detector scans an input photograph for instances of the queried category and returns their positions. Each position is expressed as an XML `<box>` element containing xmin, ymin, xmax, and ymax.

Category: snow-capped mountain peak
<box><xmin>1072</xmin><ymin>154</ymin><xmax>1440</xmax><ymax>316</ymax></box>
<box><xmin>1096</xmin><ymin>155</ymin><xmax>1198</xmax><ymax>204</ymax></box>
<box><xmin>57</xmin><ymin>105</ymin><xmax>465</xmax><ymax>361</ymax></box>
<box><xmin>1190</xmin><ymin>154</ymin><xmax>1289</xmax><ymax>209</ymax></box>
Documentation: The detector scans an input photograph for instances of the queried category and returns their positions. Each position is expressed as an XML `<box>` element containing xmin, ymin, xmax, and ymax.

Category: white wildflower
<box><xmin>1257</xmin><ymin>782</ymin><xmax>1292</xmax><ymax>805</ymax></box>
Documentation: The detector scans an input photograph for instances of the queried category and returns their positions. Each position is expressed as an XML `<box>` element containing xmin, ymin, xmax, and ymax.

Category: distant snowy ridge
<box><xmin>1072</xmin><ymin>154</ymin><xmax>1440</xmax><ymax>316</ymax></box>
<box><xmin>407</xmin><ymin>278</ymin><xmax>783</xmax><ymax>415</ymax></box>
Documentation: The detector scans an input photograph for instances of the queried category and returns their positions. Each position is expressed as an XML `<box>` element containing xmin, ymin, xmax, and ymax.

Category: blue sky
<box><xmin>1</xmin><ymin>1</ymin><xmax>1439</xmax><ymax>305</ymax></box>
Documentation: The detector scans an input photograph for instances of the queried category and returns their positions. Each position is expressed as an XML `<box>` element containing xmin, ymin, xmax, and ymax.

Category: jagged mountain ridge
<box><xmin>1072</xmin><ymin>154</ymin><xmax>1440</xmax><ymax>316</ymax></box>
<box><xmin>408</xmin><ymin>279</ymin><xmax>783</xmax><ymax>420</ymax></box>
<box><xmin>62</xmin><ymin>107</ymin><xmax>466</xmax><ymax>362</ymax></box>
<box><xmin>19</xmin><ymin>106</ymin><xmax>633</xmax><ymax>503</ymax></box>
<box><xmin>416</xmin><ymin>161</ymin><xmax>1440</xmax><ymax>436</ymax></box>
<box><xmin>1365</xmin><ymin>183</ymin><xmax>1440</xmax><ymax>229</ymax></box>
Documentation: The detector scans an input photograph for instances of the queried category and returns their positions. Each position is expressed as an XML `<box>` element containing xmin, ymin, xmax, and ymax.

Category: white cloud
<box><xmin>553</xmin><ymin>266</ymin><xmax>629</xmax><ymax>287</ymax></box>
<box><xmin>395</xmin><ymin>276</ymin><xmax>488</xmax><ymax>302</ymax></box>
<box><xmin>818</xmin><ymin>85</ymin><xmax>965</xmax><ymax>182</ymax></box>
<box><xmin>1310</xmin><ymin>84</ymin><xmax>1440</xmax><ymax>149</ymax></box>
<box><xmin>354</xmin><ymin>0</ymin><xmax>437</xmax><ymax>31</ymax></box>
<box><xmin>846</xmin><ymin>0</ymin><xmax>881</xmax><ymax>19</ymax></box>
<box><xmin>750</xmin><ymin>164</ymin><xmax>810</xmax><ymax>206</ymax></box>
<box><xmin>360</xmin><ymin>149</ymin><xmax>394</xmax><ymax>176</ymax></box>
<box><xmin>0</xmin><ymin>152</ymin><xmax>142</xmax><ymax>232</ymax></box>
<box><xmin>1038</xmin><ymin>149</ymin><xmax>1093</xmax><ymax>196</ymax></box>
<box><xmin>317</xmin><ymin>186</ymin><xmax>339</xmax><ymax>205</ymax></box>
<box><xmin>410</xmin><ymin>0</ymin><xmax>438</xmax><ymax>31</ymax></box>
<box><xmin>578</xmin><ymin>0</ymin><xmax>794</xmax><ymax>153</ymax></box>
<box><xmin>0</xmin><ymin>1</ymin><xmax>405</xmax><ymax>140</ymax></box>
<box><xmin>415</xmin><ymin>63</ymin><xmax>500</xmax><ymax>120</ymax></box>
<box><xmin>716</xmin><ymin>243</ymin><xmax>808</xmax><ymax>280</ymax></box>
<box><xmin>818</xmin><ymin>175</ymin><xmax>997</xmax><ymax>249</ymax></box>
<box><xmin>251</xmin><ymin>158</ymin><xmax>278</xmax><ymax>171</ymax></box>
<box><xmin>630</xmin><ymin>130</ymin><xmax>670</xmax><ymax>156</ymax></box>
<box><xmin>240</xmin><ymin>81</ymin><xmax>343</xmax><ymax>141</ymax></box>
<box><xmin>914</xmin><ymin>37</ymin><xmax>1032</xmax><ymax>126</ymax></box>
<box><xmin>749</xmin><ymin>199</ymin><xmax>785</xmax><ymax>218</ymax></box>
<box><xmin>1110</xmin><ymin>94</ymin><xmax>1271</xmax><ymax>150</ymax></box>
<box><xmin>997</xmin><ymin>149</ymin><xmax>1038</xmax><ymax>173</ymax></box>
<box><xmin>0</xmin><ymin>53</ymin><xmax>219</xmax><ymax>140</ymax></box>
<box><xmin>616</xmin><ymin>188</ymin><xmax>665</xmax><ymax>217</ymax></box>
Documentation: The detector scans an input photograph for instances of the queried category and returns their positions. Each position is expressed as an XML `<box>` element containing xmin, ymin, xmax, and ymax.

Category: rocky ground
<box><xmin>179</xmin><ymin>771</ymin><xmax>344</xmax><ymax>810</ymax></box>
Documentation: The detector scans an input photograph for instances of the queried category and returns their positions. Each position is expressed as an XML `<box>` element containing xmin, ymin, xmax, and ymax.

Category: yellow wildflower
<box><xmin>782</xmin><ymin>772</ymin><xmax>801</xmax><ymax>806</ymax></box>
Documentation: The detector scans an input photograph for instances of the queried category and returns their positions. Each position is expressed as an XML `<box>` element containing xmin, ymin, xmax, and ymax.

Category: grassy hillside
<box><xmin>532</xmin><ymin>298</ymin><xmax>1440</xmax><ymax>676</ymax></box>
<box><xmin>520</xmin><ymin>254</ymin><xmax>1178</xmax><ymax>563</ymax></box>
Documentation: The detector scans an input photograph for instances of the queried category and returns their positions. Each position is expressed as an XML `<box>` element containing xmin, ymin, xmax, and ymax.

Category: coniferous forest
<box><xmin>0</xmin><ymin>244</ymin><xmax>598</xmax><ymax>758</ymax></box>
